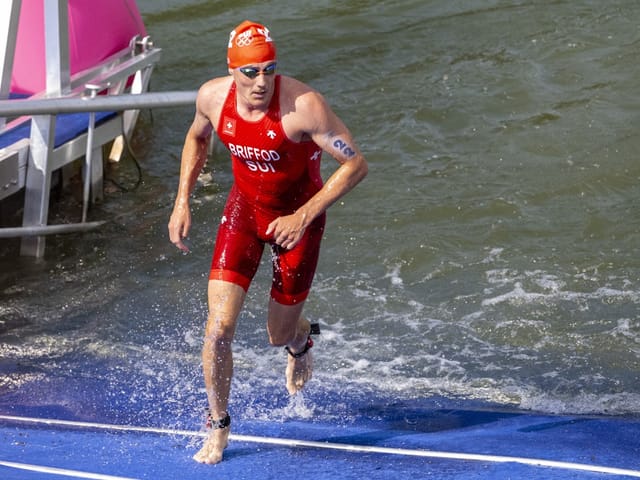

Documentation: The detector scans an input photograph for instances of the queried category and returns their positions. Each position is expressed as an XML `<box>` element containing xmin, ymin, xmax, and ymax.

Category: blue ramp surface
<box><xmin>1</xmin><ymin>405</ymin><xmax>640</xmax><ymax>480</ymax></box>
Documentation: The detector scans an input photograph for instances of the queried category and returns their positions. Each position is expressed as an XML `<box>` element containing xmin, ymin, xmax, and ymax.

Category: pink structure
<box><xmin>1</xmin><ymin>0</ymin><xmax>161</xmax><ymax>257</ymax></box>
<box><xmin>11</xmin><ymin>0</ymin><xmax>147</xmax><ymax>95</ymax></box>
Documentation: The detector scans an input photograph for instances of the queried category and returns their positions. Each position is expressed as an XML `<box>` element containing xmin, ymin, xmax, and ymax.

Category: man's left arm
<box><xmin>267</xmin><ymin>91</ymin><xmax>368</xmax><ymax>250</ymax></box>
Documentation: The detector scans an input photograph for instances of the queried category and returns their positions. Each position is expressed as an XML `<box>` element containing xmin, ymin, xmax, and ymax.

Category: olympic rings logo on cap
<box><xmin>235</xmin><ymin>31</ymin><xmax>254</xmax><ymax>47</ymax></box>
<box><xmin>233</xmin><ymin>27</ymin><xmax>273</xmax><ymax>48</ymax></box>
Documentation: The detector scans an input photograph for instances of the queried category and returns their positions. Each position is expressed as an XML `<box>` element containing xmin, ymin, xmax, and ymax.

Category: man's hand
<box><xmin>266</xmin><ymin>212</ymin><xmax>307</xmax><ymax>250</ymax></box>
<box><xmin>168</xmin><ymin>204</ymin><xmax>192</xmax><ymax>253</ymax></box>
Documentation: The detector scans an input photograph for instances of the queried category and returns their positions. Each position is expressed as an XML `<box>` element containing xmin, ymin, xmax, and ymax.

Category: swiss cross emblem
<box><xmin>222</xmin><ymin>116</ymin><xmax>236</xmax><ymax>136</ymax></box>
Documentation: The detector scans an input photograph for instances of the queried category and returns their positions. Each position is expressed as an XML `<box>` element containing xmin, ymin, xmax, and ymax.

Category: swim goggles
<box><xmin>238</xmin><ymin>62</ymin><xmax>277</xmax><ymax>79</ymax></box>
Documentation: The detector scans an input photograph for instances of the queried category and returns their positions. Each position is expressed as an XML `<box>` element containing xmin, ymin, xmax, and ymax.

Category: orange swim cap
<box><xmin>227</xmin><ymin>21</ymin><xmax>277</xmax><ymax>69</ymax></box>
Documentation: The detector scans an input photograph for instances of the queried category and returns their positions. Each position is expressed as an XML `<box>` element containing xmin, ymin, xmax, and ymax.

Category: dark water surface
<box><xmin>1</xmin><ymin>1</ymin><xmax>640</xmax><ymax>427</ymax></box>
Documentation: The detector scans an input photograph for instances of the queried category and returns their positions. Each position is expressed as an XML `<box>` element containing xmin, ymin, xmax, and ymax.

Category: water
<box><xmin>1</xmin><ymin>0</ymin><xmax>640</xmax><ymax>429</ymax></box>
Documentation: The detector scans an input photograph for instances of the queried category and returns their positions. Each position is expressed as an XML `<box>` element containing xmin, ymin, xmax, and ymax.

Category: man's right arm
<box><xmin>168</xmin><ymin>90</ymin><xmax>214</xmax><ymax>252</ymax></box>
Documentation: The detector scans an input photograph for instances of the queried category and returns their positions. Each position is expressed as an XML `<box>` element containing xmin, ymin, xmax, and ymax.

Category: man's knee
<box><xmin>204</xmin><ymin>313</ymin><xmax>237</xmax><ymax>348</ymax></box>
<box><xmin>204</xmin><ymin>328</ymin><xmax>232</xmax><ymax>344</ymax></box>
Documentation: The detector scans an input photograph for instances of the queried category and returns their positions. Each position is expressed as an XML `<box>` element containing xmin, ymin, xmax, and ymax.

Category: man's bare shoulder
<box><xmin>279</xmin><ymin>75</ymin><xmax>329</xmax><ymax>116</ymax></box>
<box><xmin>197</xmin><ymin>76</ymin><xmax>233</xmax><ymax>110</ymax></box>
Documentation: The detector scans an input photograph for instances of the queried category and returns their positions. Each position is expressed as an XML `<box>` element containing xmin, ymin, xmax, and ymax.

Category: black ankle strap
<box><xmin>284</xmin><ymin>323</ymin><xmax>320</xmax><ymax>358</ymax></box>
<box><xmin>206</xmin><ymin>410</ymin><xmax>231</xmax><ymax>429</ymax></box>
<box><xmin>285</xmin><ymin>336</ymin><xmax>313</xmax><ymax>358</ymax></box>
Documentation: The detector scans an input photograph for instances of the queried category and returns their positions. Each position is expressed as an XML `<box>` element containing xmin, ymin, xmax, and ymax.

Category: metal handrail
<box><xmin>0</xmin><ymin>90</ymin><xmax>197</xmax><ymax>117</ymax></box>
<box><xmin>0</xmin><ymin>90</ymin><xmax>197</xmax><ymax>239</ymax></box>
<box><xmin>0</xmin><ymin>221</ymin><xmax>105</xmax><ymax>238</ymax></box>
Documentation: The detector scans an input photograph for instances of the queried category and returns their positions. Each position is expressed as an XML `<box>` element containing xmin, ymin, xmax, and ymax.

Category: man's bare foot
<box><xmin>193</xmin><ymin>427</ymin><xmax>230</xmax><ymax>464</ymax></box>
<box><xmin>286</xmin><ymin>349</ymin><xmax>313</xmax><ymax>394</ymax></box>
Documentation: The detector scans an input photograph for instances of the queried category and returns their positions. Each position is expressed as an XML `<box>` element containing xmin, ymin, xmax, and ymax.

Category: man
<box><xmin>168</xmin><ymin>20</ymin><xmax>368</xmax><ymax>464</ymax></box>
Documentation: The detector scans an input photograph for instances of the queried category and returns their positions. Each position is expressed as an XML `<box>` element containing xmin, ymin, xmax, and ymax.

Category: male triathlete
<box><xmin>168</xmin><ymin>20</ymin><xmax>368</xmax><ymax>464</ymax></box>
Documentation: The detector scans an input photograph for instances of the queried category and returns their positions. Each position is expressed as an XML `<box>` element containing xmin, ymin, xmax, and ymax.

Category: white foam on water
<box><xmin>3</xmin><ymin>248</ymin><xmax>639</xmax><ymax>425</ymax></box>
